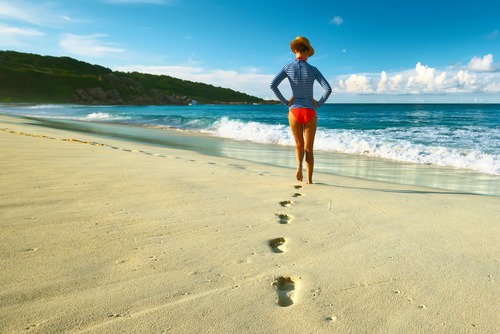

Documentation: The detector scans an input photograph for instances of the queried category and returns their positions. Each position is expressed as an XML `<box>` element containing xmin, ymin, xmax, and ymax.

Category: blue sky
<box><xmin>1</xmin><ymin>0</ymin><xmax>499</xmax><ymax>102</ymax></box>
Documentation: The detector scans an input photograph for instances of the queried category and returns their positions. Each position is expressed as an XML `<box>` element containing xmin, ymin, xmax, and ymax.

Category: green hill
<box><xmin>0</xmin><ymin>50</ymin><xmax>265</xmax><ymax>105</ymax></box>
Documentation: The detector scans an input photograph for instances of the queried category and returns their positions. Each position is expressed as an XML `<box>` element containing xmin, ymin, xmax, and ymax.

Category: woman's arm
<box><xmin>270</xmin><ymin>68</ymin><xmax>289</xmax><ymax>105</ymax></box>
<box><xmin>314</xmin><ymin>68</ymin><xmax>332</xmax><ymax>106</ymax></box>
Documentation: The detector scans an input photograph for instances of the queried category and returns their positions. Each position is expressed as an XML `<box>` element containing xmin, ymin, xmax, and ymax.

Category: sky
<box><xmin>1</xmin><ymin>0</ymin><xmax>499</xmax><ymax>103</ymax></box>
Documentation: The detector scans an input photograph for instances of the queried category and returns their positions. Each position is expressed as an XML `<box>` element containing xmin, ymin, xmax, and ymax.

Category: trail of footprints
<box><xmin>2</xmin><ymin>128</ymin><xmax>221</xmax><ymax>167</ymax></box>
<box><xmin>270</xmin><ymin>184</ymin><xmax>304</xmax><ymax>307</ymax></box>
<box><xmin>7</xmin><ymin>128</ymin><xmax>305</xmax><ymax>310</ymax></box>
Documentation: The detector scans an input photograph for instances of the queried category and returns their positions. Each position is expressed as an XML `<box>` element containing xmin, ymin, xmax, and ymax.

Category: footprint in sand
<box><xmin>276</xmin><ymin>213</ymin><xmax>293</xmax><ymax>224</ymax></box>
<box><xmin>292</xmin><ymin>193</ymin><xmax>303</xmax><ymax>198</ymax></box>
<box><xmin>280</xmin><ymin>200</ymin><xmax>293</xmax><ymax>207</ymax></box>
<box><xmin>294</xmin><ymin>185</ymin><xmax>303</xmax><ymax>190</ymax></box>
<box><xmin>269</xmin><ymin>237</ymin><xmax>286</xmax><ymax>253</ymax></box>
<box><xmin>273</xmin><ymin>276</ymin><xmax>299</xmax><ymax>307</ymax></box>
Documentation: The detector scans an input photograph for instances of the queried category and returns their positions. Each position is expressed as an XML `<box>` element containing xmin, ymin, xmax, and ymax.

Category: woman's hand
<box><xmin>287</xmin><ymin>97</ymin><xmax>295</xmax><ymax>107</ymax></box>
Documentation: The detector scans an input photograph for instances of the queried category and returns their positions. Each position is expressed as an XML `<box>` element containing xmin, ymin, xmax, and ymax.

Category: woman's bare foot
<box><xmin>296</xmin><ymin>167</ymin><xmax>303</xmax><ymax>182</ymax></box>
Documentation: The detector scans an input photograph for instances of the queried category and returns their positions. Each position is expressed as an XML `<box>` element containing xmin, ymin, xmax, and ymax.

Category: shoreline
<box><xmin>2</xmin><ymin>112</ymin><xmax>499</xmax><ymax>196</ymax></box>
<box><xmin>1</xmin><ymin>113</ymin><xmax>499</xmax><ymax>333</ymax></box>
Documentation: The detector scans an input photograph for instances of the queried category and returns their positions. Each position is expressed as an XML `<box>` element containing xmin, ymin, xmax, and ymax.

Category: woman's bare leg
<box><xmin>288</xmin><ymin>112</ymin><xmax>305</xmax><ymax>182</ymax></box>
<box><xmin>303</xmin><ymin>116</ymin><xmax>317</xmax><ymax>184</ymax></box>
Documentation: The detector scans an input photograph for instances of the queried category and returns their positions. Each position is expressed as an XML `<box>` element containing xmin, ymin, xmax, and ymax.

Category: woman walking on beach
<box><xmin>270</xmin><ymin>36</ymin><xmax>332</xmax><ymax>184</ymax></box>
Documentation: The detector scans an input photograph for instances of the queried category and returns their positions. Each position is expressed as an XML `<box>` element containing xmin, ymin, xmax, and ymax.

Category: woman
<box><xmin>270</xmin><ymin>36</ymin><xmax>332</xmax><ymax>184</ymax></box>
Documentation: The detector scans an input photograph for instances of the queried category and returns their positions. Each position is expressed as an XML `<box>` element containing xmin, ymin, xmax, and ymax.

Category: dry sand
<box><xmin>1</xmin><ymin>114</ymin><xmax>499</xmax><ymax>333</ymax></box>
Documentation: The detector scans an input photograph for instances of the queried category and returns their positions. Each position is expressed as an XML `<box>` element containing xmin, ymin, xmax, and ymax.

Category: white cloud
<box><xmin>0</xmin><ymin>23</ymin><xmax>44</xmax><ymax>46</ymax></box>
<box><xmin>406</xmin><ymin>62</ymin><xmax>438</xmax><ymax>92</ymax></box>
<box><xmin>0</xmin><ymin>2</ymin><xmax>38</xmax><ymax>24</ymax></box>
<box><xmin>455</xmin><ymin>70</ymin><xmax>477</xmax><ymax>88</ymax></box>
<box><xmin>468</xmin><ymin>54</ymin><xmax>494</xmax><ymax>72</ymax></box>
<box><xmin>59</xmin><ymin>33</ymin><xmax>125</xmax><ymax>57</ymax></box>
<box><xmin>435</xmin><ymin>71</ymin><xmax>446</xmax><ymax>86</ymax></box>
<box><xmin>0</xmin><ymin>1</ymin><xmax>68</xmax><ymax>27</ymax></box>
<box><xmin>376</xmin><ymin>72</ymin><xmax>405</xmax><ymax>93</ymax></box>
<box><xmin>333</xmin><ymin>54</ymin><xmax>499</xmax><ymax>99</ymax></box>
<box><xmin>331</xmin><ymin>16</ymin><xmax>344</xmax><ymax>26</ymax></box>
<box><xmin>403</xmin><ymin>63</ymin><xmax>447</xmax><ymax>92</ymax></box>
<box><xmin>345</xmin><ymin>74</ymin><xmax>371</xmax><ymax>93</ymax></box>
<box><xmin>484</xmin><ymin>81</ymin><xmax>500</xmax><ymax>92</ymax></box>
<box><xmin>337</xmin><ymin>79</ymin><xmax>345</xmax><ymax>90</ymax></box>
<box><xmin>389</xmin><ymin>74</ymin><xmax>404</xmax><ymax>91</ymax></box>
<box><xmin>376</xmin><ymin>71</ymin><xmax>387</xmax><ymax>93</ymax></box>
<box><xmin>0</xmin><ymin>24</ymin><xmax>43</xmax><ymax>37</ymax></box>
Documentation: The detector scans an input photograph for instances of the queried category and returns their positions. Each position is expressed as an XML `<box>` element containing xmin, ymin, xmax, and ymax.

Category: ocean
<box><xmin>1</xmin><ymin>103</ymin><xmax>499</xmax><ymax>196</ymax></box>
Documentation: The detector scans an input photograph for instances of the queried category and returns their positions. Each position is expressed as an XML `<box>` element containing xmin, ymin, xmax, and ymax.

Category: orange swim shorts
<box><xmin>290</xmin><ymin>108</ymin><xmax>317</xmax><ymax>125</ymax></box>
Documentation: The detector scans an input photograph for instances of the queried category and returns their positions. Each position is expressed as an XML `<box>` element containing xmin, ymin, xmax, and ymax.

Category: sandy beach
<box><xmin>1</xmin><ymin>114</ymin><xmax>498</xmax><ymax>333</ymax></box>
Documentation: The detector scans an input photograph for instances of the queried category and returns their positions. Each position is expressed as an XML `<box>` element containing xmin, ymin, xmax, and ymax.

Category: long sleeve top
<box><xmin>270</xmin><ymin>58</ymin><xmax>332</xmax><ymax>110</ymax></box>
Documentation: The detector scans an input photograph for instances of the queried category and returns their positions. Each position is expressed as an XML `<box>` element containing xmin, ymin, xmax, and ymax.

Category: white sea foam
<box><xmin>315</xmin><ymin>129</ymin><xmax>500</xmax><ymax>175</ymax></box>
<box><xmin>212</xmin><ymin>117</ymin><xmax>293</xmax><ymax>145</ymax></box>
<box><xmin>26</xmin><ymin>104</ymin><xmax>69</xmax><ymax>109</ymax></box>
<box><xmin>85</xmin><ymin>112</ymin><xmax>130</xmax><ymax>121</ymax></box>
<box><xmin>209</xmin><ymin>117</ymin><xmax>500</xmax><ymax>175</ymax></box>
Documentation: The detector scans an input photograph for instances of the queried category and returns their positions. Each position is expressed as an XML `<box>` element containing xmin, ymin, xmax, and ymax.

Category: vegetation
<box><xmin>0</xmin><ymin>50</ymin><xmax>265</xmax><ymax>105</ymax></box>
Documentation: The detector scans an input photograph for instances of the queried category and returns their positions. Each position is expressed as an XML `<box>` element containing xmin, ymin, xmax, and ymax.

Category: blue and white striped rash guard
<box><xmin>270</xmin><ymin>58</ymin><xmax>332</xmax><ymax>110</ymax></box>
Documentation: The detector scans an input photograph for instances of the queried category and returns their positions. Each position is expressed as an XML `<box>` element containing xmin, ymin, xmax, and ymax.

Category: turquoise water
<box><xmin>1</xmin><ymin>103</ymin><xmax>499</xmax><ymax>196</ymax></box>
